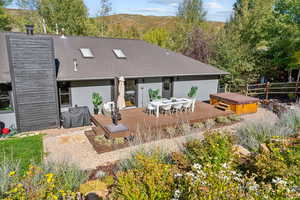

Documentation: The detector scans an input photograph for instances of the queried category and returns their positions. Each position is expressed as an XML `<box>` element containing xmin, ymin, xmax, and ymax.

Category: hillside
<box><xmin>101</xmin><ymin>14</ymin><xmax>224</xmax><ymax>33</ymax></box>
<box><xmin>5</xmin><ymin>8</ymin><xmax>224</xmax><ymax>34</ymax></box>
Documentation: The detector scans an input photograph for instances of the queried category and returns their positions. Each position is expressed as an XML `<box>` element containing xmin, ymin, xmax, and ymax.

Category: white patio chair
<box><xmin>182</xmin><ymin>101</ymin><xmax>193</xmax><ymax>112</ymax></box>
<box><xmin>146</xmin><ymin>103</ymin><xmax>155</xmax><ymax>115</ymax></box>
<box><xmin>161</xmin><ymin>104</ymin><xmax>172</xmax><ymax>115</ymax></box>
<box><xmin>102</xmin><ymin>101</ymin><xmax>115</xmax><ymax>116</ymax></box>
<box><xmin>172</xmin><ymin>104</ymin><xmax>183</xmax><ymax>114</ymax></box>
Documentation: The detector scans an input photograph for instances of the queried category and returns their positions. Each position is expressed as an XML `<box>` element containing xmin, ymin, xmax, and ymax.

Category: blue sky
<box><xmin>85</xmin><ymin>0</ymin><xmax>235</xmax><ymax>22</ymax></box>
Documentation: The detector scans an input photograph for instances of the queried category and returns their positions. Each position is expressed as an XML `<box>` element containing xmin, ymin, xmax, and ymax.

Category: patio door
<box><xmin>125</xmin><ymin>79</ymin><xmax>137</xmax><ymax>107</ymax></box>
<box><xmin>162</xmin><ymin>78</ymin><xmax>173</xmax><ymax>99</ymax></box>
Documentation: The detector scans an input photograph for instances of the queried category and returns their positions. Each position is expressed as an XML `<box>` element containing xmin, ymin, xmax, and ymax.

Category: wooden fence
<box><xmin>246</xmin><ymin>82</ymin><xmax>300</xmax><ymax>99</ymax></box>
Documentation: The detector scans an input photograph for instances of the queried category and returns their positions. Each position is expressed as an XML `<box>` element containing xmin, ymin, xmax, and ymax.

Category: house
<box><xmin>0</xmin><ymin>31</ymin><xmax>228</xmax><ymax>132</ymax></box>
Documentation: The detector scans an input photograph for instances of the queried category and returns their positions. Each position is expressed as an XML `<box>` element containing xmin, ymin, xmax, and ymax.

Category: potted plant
<box><xmin>92</xmin><ymin>92</ymin><xmax>103</xmax><ymax>115</ymax></box>
<box><xmin>148</xmin><ymin>89</ymin><xmax>162</xmax><ymax>101</ymax></box>
<box><xmin>188</xmin><ymin>86</ymin><xmax>198</xmax><ymax>99</ymax></box>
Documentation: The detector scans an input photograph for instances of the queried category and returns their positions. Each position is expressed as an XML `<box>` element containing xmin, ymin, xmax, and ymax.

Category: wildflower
<box><xmin>192</xmin><ymin>163</ymin><xmax>202</xmax><ymax>170</ymax></box>
<box><xmin>222</xmin><ymin>163</ymin><xmax>228</xmax><ymax>169</ymax></box>
<box><xmin>45</xmin><ymin>173</ymin><xmax>54</xmax><ymax>183</ymax></box>
<box><xmin>186</xmin><ymin>172</ymin><xmax>195</xmax><ymax>177</ymax></box>
<box><xmin>248</xmin><ymin>184</ymin><xmax>259</xmax><ymax>191</ymax></box>
<box><xmin>272</xmin><ymin>177</ymin><xmax>287</xmax><ymax>186</ymax></box>
<box><xmin>234</xmin><ymin>177</ymin><xmax>241</xmax><ymax>182</ymax></box>
<box><xmin>174</xmin><ymin>173</ymin><xmax>183</xmax><ymax>178</ymax></box>
<box><xmin>8</xmin><ymin>171</ymin><xmax>16</xmax><ymax>177</ymax></box>
<box><xmin>173</xmin><ymin>190</ymin><xmax>181</xmax><ymax>199</ymax></box>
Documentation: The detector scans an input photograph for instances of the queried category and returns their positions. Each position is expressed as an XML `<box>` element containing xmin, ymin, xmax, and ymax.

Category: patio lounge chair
<box><xmin>102</xmin><ymin>101</ymin><xmax>115</xmax><ymax>116</ymax></box>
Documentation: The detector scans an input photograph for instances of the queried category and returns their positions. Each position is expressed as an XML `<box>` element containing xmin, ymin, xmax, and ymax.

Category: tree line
<box><xmin>0</xmin><ymin>0</ymin><xmax>299</xmax><ymax>89</ymax></box>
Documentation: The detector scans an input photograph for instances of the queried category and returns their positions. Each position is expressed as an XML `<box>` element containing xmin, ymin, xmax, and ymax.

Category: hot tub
<box><xmin>210</xmin><ymin>93</ymin><xmax>259</xmax><ymax>115</ymax></box>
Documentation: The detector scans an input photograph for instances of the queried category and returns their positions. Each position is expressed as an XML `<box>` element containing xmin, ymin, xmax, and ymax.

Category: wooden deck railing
<box><xmin>246</xmin><ymin>82</ymin><xmax>300</xmax><ymax>99</ymax></box>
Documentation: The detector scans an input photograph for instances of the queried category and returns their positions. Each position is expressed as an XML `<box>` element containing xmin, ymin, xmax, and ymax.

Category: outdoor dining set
<box><xmin>146</xmin><ymin>98</ymin><xmax>196</xmax><ymax>117</ymax></box>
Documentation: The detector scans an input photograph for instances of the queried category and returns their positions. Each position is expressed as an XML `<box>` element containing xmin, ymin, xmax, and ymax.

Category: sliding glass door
<box><xmin>125</xmin><ymin>79</ymin><xmax>137</xmax><ymax>107</ymax></box>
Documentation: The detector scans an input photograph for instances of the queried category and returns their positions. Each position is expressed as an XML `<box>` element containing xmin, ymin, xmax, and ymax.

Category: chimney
<box><xmin>25</xmin><ymin>25</ymin><xmax>34</xmax><ymax>35</ymax></box>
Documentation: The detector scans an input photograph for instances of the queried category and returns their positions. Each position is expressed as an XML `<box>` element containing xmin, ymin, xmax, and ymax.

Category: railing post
<box><xmin>265</xmin><ymin>82</ymin><xmax>270</xmax><ymax>101</ymax></box>
<box><xmin>225</xmin><ymin>84</ymin><xmax>228</xmax><ymax>93</ymax></box>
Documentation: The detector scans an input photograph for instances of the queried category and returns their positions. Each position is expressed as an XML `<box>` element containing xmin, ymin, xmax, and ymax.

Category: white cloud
<box><xmin>148</xmin><ymin>0</ymin><xmax>182</xmax><ymax>6</ymax></box>
<box><xmin>204</xmin><ymin>1</ymin><xmax>223</xmax><ymax>9</ymax></box>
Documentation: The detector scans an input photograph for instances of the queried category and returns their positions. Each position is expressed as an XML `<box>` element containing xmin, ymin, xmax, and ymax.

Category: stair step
<box><xmin>215</xmin><ymin>105</ymin><xmax>229</xmax><ymax>111</ymax></box>
<box><xmin>92</xmin><ymin>126</ymin><xmax>106</xmax><ymax>136</ymax></box>
<box><xmin>218</xmin><ymin>102</ymin><xmax>229</xmax><ymax>107</ymax></box>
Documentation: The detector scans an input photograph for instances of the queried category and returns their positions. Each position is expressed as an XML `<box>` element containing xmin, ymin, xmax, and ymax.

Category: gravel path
<box><xmin>44</xmin><ymin>107</ymin><xmax>278</xmax><ymax>170</ymax></box>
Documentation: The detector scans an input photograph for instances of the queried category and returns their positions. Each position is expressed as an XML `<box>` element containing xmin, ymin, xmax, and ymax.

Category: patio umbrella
<box><xmin>117</xmin><ymin>76</ymin><xmax>126</xmax><ymax>109</ymax></box>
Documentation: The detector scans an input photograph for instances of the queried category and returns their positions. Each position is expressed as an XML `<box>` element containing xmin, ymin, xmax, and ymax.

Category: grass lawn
<box><xmin>0</xmin><ymin>135</ymin><xmax>43</xmax><ymax>172</ymax></box>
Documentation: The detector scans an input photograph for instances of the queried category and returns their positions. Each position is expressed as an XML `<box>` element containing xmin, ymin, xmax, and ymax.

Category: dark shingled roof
<box><xmin>0</xmin><ymin>32</ymin><xmax>228</xmax><ymax>83</ymax></box>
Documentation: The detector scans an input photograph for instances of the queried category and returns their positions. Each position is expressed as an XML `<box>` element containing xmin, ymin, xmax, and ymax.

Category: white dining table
<box><xmin>150</xmin><ymin>98</ymin><xmax>195</xmax><ymax>118</ymax></box>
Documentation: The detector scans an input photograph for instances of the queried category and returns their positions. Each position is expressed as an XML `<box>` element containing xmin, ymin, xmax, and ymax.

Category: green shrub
<box><xmin>46</xmin><ymin>162</ymin><xmax>88</xmax><ymax>191</ymax></box>
<box><xmin>117</xmin><ymin>149</ymin><xmax>172</xmax><ymax>171</ymax></box>
<box><xmin>113</xmin><ymin>153</ymin><xmax>175</xmax><ymax>199</ymax></box>
<box><xmin>246</xmin><ymin>140</ymin><xmax>300</xmax><ymax>184</ymax></box>
<box><xmin>228</xmin><ymin>114</ymin><xmax>241</xmax><ymax>122</ymax></box>
<box><xmin>204</xmin><ymin>119</ymin><xmax>216</xmax><ymax>129</ymax></box>
<box><xmin>114</xmin><ymin>138</ymin><xmax>125</xmax><ymax>145</ymax></box>
<box><xmin>177</xmin><ymin>123</ymin><xmax>191</xmax><ymax>135</ymax></box>
<box><xmin>215</xmin><ymin>116</ymin><xmax>231</xmax><ymax>124</ymax></box>
<box><xmin>165</xmin><ymin>127</ymin><xmax>177</xmax><ymax>137</ymax></box>
<box><xmin>0</xmin><ymin>159</ymin><xmax>21</xmax><ymax>196</ymax></box>
<box><xmin>278</xmin><ymin>110</ymin><xmax>300</xmax><ymax>132</ymax></box>
<box><xmin>94</xmin><ymin>135</ymin><xmax>113</xmax><ymax>145</ymax></box>
<box><xmin>173</xmin><ymin>160</ymin><xmax>298</xmax><ymax>200</ymax></box>
<box><xmin>184</xmin><ymin>132</ymin><xmax>235</xmax><ymax>170</ymax></box>
<box><xmin>236</xmin><ymin>122</ymin><xmax>294</xmax><ymax>152</ymax></box>
<box><xmin>192</xmin><ymin>122</ymin><xmax>204</xmax><ymax>129</ymax></box>
<box><xmin>0</xmin><ymin>162</ymin><xmax>88</xmax><ymax>199</ymax></box>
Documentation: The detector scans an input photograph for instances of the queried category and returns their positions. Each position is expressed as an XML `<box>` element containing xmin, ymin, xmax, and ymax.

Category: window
<box><xmin>58</xmin><ymin>82</ymin><xmax>72</xmax><ymax>107</ymax></box>
<box><xmin>79</xmin><ymin>48</ymin><xmax>94</xmax><ymax>58</ymax></box>
<box><xmin>0</xmin><ymin>84</ymin><xmax>13</xmax><ymax>112</ymax></box>
<box><xmin>113</xmin><ymin>49</ymin><xmax>126</xmax><ymax>59</ymax></box>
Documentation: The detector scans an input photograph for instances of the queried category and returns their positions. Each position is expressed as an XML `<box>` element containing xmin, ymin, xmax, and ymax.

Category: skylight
<box><xmin>113</xmin><ymin>49</ymin><xmax>126</xmax><ymax>59</ymax></box>
<box><xmin>80</xmin><ymin>48</ymin><xmax>94</xmax><ymax>58</ymax></box>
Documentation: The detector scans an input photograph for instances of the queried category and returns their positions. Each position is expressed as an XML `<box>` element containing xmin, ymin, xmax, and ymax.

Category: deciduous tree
<box><xmin>0</xmin><ymin>0</ymin><xmax>11</xmax><ymax>31</ymax></box>
<box><xmin>38</xmin><ymin>0</ymin><xmax>88</xmax><ymax>35</ymax></box>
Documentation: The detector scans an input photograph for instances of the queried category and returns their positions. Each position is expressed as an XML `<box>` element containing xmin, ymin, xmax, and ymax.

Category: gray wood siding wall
<box><xmin>7</xmin><ymin>35</ymin><xmax>60</xmax><ymax>132</ymax></box>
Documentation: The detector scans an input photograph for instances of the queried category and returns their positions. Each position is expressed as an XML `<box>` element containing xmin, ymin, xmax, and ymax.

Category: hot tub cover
<box><xmin>210</xmin><ymin>93</ymin><xmax>259</xmax><ymax>105</ymax></box>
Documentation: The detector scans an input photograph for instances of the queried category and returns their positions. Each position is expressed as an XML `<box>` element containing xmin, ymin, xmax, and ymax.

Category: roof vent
<box><xmin>73</xmin><ymin>59</ymin><xmax>78</xmax><ymax>72</ymax></box>
<box><xmin>113</xmin><ymin>49</ymin><xmax>126</xmax><ymax>59</ymax></box>
<box><xmin>80</xmin><ymin>48</ymin><xmax>94</xmax><ymax>58</ymax></box>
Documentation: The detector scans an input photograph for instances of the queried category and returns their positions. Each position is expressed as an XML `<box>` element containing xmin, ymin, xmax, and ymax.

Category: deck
<box><xmin>91</xmin><ymin>102</ymin><xmax>233</xmax><ymax>136</ymax></box>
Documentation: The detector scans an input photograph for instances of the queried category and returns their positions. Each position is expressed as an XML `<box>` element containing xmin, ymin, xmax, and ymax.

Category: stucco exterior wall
<box><xmin>173</xmin><ymin>76</ymin><xmax>219</xmax><ymax>101</ymax></box>
<box><xmin>137</xmin><ymin>78</ymin><xmax>162</xmax><ymax>108</ymax></box>
<box><xmin>70</xmin><ymin>80</ymin><xmax>113</xmax><ymax>113</ymax></box>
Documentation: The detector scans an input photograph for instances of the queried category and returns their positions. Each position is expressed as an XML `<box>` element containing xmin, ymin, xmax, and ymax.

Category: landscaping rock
<box><xmin>80</xmin><ymin>180</ymin><xmax>108</xmax><ymax>199</ymax></box>
<box><xmin>259</xmin><ymin>143</ymin><xmax>270</xmax><ymax>154</ymax></box>
<box><xmin>233</xmin><ymin>145</ymin><xmax>251</xmax><ymax>157</ymax></box>
<box><xmin>85</xmin><ymin>192</ymin><xmax>102</xmax><ymax>200</ymax></box>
